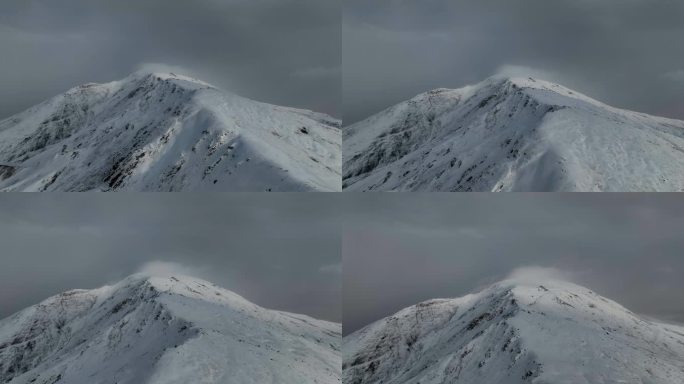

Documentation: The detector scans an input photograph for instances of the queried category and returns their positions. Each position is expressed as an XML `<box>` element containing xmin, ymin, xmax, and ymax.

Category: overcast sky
<box><xmin>0</xmin><ymin>0</ymin><xmax>340</xmax><ymax>120</ymax></box>
<box><xmin>343</xmin><ymin>0</ymin><xmax>684</xmax><ymax>125</ymax></box>
<box><xmin>343</xmin><ymin>194</ymin><xmax>684</xmax><ymax>335</ymax></box>
<box><xmin>0</xmin><ymin>194</ymin><xmax>341</xmax><ymax>322</ymax></box>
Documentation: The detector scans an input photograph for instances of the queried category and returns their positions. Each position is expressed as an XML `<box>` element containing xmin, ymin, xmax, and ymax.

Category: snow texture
<box><xmin>343</xmin><ymin>76</ymin><xmax>684</xmax><ymax>191</ymax></box>
<box><xmin>0</xmin><ymin>71</ymin><xmax>341</xmax><ymax>191</ymax></box>
<box><xmin>0</xmin><ymin>274</ymin><xmax>341</xmax><ymax>384</ymax></box>
<box><xmin>344</xmin><ymin>278</ymin><xmax>684</xmax><ymax>384</ymax></box>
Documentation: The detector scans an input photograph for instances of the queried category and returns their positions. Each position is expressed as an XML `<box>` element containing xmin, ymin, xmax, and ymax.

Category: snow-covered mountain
<box><xmin>343</xmin><ymin>76</ymin><xmax>684</xmax><ymax>191</ymax></box>
<box><xmin>0</xmin><ymin>274</ymin><xmax>341</xmax><ymax>384</ymax></box>
<box><xmin>0</xmin><ymin>72</ymin><xmax>341</xmax><ymax>191</ymax></box>
<box><xmin>344</xmin><ymin>279</ymin><xmax>684</xmax><ymax>384</ymax></box>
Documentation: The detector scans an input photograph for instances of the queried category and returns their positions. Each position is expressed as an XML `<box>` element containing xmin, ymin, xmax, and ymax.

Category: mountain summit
<box><xmin>343</xmin><ymin>76</ymin><xmax>684</xmax><ymax>191</ymax></box>
<box><xmin>0</xmin><ymin>274</ymin><xmax>341</xmax><ymax>384</ymax></box>
<box><xmin>0</xmin><ymin>71</ymin><xmax>341</xmax><ymax>191</ymax></box>
<box><xmin>344</xmin><ymin>278</ymin><xmax>684</xmax><ymax>384</ymax></box>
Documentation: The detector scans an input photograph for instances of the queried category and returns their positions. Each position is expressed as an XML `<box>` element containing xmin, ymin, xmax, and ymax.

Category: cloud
<box><xmin>457</xmin><ymin>227</ymin><xmax>484</xmax><ymax>239</ymax></box>
<box><xmin>342</xmin><ymin>193</ymin><xmax>684</xmax><ymax>334</ymax></box>
<box><xmin>0</xmin><ymin>0</ymin><xmax>341</xmax><ymax>119</ymax></box>
<box><xmin>291</xmin><ymin>66</ymin><xmax>341</xmax><ymax>80</ymax></box>
<box><xmin>343</xmin><ymin>0</ymin><xmax>684</xmax><ymax>124</ymax></box>
<box><xmin>135</xmin><ymin>261</ymin><xmax>209</xmax><ymax>279</ymax></box>
<box><xmin>135</xmin><ymin>63</ymin><xmax>198</xmax><ymax>78</ymax></box>
<box><xmin>503</xmin><ymin>266</ymin><xmax>574</xmax><ymax>285</ymax></box>
<box><xmin>664</xmin><ymin>69</ymin><xmax>684</xmax><ymax>82</ymax></box>
<box><xmin>0</xmin><ymin>194</ymin><xmax>342</xmax><ymax>322</ymax></box>
<box><xmin>495</xmin><ymin>65</ymin><xmax>559</xmax><ymax>82</ymax></box>
<box><xmin>319</xmin><ymin>263</ymin><xmax>342</xmax><ymax>275</ymax></box>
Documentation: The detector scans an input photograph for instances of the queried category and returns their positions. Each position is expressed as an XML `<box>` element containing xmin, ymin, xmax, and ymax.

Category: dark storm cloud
<box><xmin>0</xmin><ymin>194</ymin><xmax>341</xmax><ymax>322</ymax></box>
<box><xmin>0</xmin><ymin>0</ymin><xmax>340</xmax><ymax>119</ymax></box>
<box><xmin>342</xmin><ymin>194</ymin><xmax>684</xmax><ymax>334</ymax></box>
<box><xmin>343</xmin><ymin>0</ymin><xmax>684</xmax><ymax>124</ymax></box>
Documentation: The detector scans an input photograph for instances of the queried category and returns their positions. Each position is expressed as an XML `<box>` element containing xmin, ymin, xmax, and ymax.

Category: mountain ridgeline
<box><xmin>0</xmin><ymin>72</ymin><xmax>341</xmax><ymax>191</ymax></box>
<box><xmin>0</xmin><ymin>275</ymin><xmax>341</xmax><ymax>384</ymax></box>
<box><xmin>343</xmin><ymin>76</ymin><xmax>684</xmax><ymax>192</ymax></box>
<box><xmin>344</xmin><ymin>279</ymin><xmax>684</xmax><ymax>384</ymax></box>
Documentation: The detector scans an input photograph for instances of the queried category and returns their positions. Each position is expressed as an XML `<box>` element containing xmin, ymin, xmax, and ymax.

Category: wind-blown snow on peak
<box><xmin>343</xmin><ymin>75</ymin><xmax>684</xmax><ymax>192</ymax></box>
<box><xmin>0</xmin><ymin>274</ymin><xmax>341</xmax><ymax>384</ymax></box>
<box><xmin>130</xmin><ymin>71</ymin><xmax>215</xmax><ymax>87</ymax></box>
<box><xmin>0</xmin><ymin>71</ymin><xmax>341</xmax><ymax>191</ymax></box>
<box><xmin>105</xmin><ymin>273</ymin><xmax>260</xmax><ymax>311</ymax></box>
<box><xmin>344</xmin><ymin>279</ymin><xmax>684</xmax><ymax>384</ymax></box>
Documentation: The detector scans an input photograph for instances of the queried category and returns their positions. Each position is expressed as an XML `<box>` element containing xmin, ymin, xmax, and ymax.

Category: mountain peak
<box><xmin>0</xmin><ymin>273</ymin><xmax>341</xmax><ymax>384</ymax></box>
<box><xmin>345</xmin><ymin>278</ymin><xmax>684</xmax><ymax>384</ymax></box>
<box><xmin>0</xmin><ymin>69</ymin><xmax>341</xmax><ymax>192</ymax></box>
<box><xmin>344</xmin><ymin>73</ymin><xmax>684</xmax><ymax>192</ymax></box>
<box><xmin>490</xmin><ymin>74</ymin><xmax>547</xmax><ymax>85</ymax></box>
<box><xmin>495</xmin><ymin>267</ymin><xmax>581</xmax><ymax>289</ymax></box>
<box><xmin>451</xmin><ymin>75</ymin><xmax>603</xmax><ymax>108</ymax></box>
<box><xmin>105</xmin><ymin>273</ymin><xmax>259</xmax><ymax>312</ymax></box>
<box><xmin>125</xmin><ymin>70</ymin><xmax>216</xmax><ymax>90</ymax></box>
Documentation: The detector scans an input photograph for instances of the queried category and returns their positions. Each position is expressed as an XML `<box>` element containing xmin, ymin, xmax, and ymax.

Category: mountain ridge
<box><xmin>0</xmin><ymin>274</ymin><xmax>341</xmax><ymax>384</ymax></box>
<box><xmin>343</xmin><ymin>278</ymin><xmax>684</xmax><ymax>384</ymax></box>
<box><xmin>343</xmin><ymin>75</ymin><xmax>684</xmax><ymax>191</ymax></box>
<box><xmin>0</xmin><ymin>71</ymin><xmax>341</xmax><ymax>191</ymax></box>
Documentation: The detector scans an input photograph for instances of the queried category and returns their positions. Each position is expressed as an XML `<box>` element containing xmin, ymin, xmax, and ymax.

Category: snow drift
<box><xmin>0</xmin><ymin>71</ymin><xmax>341</xmax><ymax>191</ymax></box>
<box><xmin>344</xmin><ymin>278</ymin><xmax>684</xmax><ymax>383</ymax></box>
<box><xmin>0</xmin><ymin>274</ymin><xmax>341</xmax><ymax>384</ymax></box>
<box><xmin>343</xmin><ymin>76</ymin><xmax>684</xmax><ymax>191</ymax></box>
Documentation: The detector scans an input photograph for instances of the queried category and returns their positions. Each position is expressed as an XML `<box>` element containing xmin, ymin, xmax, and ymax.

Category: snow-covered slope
<box><xmin>344</xmin><ymin>279</ymin><xmax>684</xmax><ymax>384</ymax></box>
<box><xmin>0</xmin><ymin>274</ymin><xmax>341</xmax><ymax>384</ymax></box>
<box><xmin>0</xmin><ymin>72</ymin><xmax>341</xmax><ymax>191</ymax></box>
<box><xmin>343</xmin><ymin>76</ymin><xmax>684</xmax><ymax>191</ymax></box>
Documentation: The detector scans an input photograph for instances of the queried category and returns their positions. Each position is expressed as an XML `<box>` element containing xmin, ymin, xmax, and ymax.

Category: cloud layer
<box><xmin>342</xmin><ymin>194</ymin><xmax>684</xmax><ymax>334</ymax></box>
<box><xmin>135</xmin><ymin>261</ymin><xmax>209</xmax><ymax>280</ymax></box>
<box><xmin>0</xmin><ymin>194</ymin><xmax>342</xmax><ymax>322</ymax></box>
<box><xmin>503</xmin><ymin>266</ymin><xmax>574</xmax><ymax>286</ymax></box>
<box><xmin>343</xmin><ymin>0</ymin><xmax>684</xmax><ymax>124</ymax></box>
<box><xmin>0</xmin><ymin>0</ymin><xmax>340</xmax><ymax>119</ymax></box>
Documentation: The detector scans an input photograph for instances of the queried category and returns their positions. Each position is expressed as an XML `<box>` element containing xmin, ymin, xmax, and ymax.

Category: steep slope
<box><xmin>0</xmin><ymin>275</ymin><xmax>341</xmax><ymax>384</ymax></box>
<box><xmin>344</xmin><ymin>279</ymin><xmax>684</xmax><ymax>384</ymax></box>
<box><xmin>343</xmin><ymin>76</ymin><xmax>684</xmax><ymax>191</ymax></box>
<box><xmin>0</xmin><ymin>72</ymin><xmax>341</xmax><ymax>191</ymax></box>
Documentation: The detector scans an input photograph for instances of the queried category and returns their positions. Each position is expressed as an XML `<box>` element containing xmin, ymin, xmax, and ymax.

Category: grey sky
<box><xmin>0</xmin><ymin>194</ymin><xmax>341</xmax><ymax>322</ymax></box>
<box><xmin>343</xmin><ymin>0</ymin><xmax>684</xmax><ymax>125</ymax></box>
<box><xmin>342</xmin><ymin>194</ymin><xmax>684</xmax><ymax>335</ymax></box>
<box><xmin>0</xmin><ymin>0</ymin><xmax>340</xmax><ymax>120</ymax></box>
